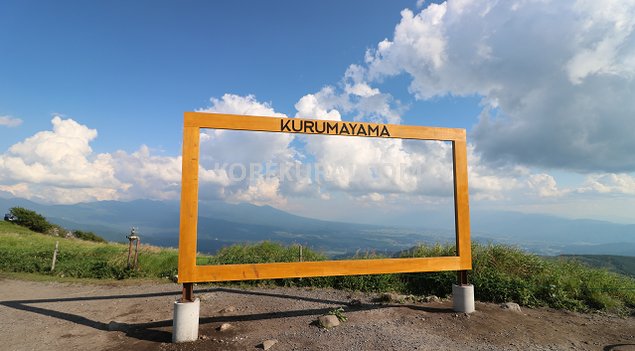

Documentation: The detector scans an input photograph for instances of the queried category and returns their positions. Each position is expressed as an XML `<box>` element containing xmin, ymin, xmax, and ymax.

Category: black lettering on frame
<box><xmin>281</xmin><ymin>119</ymin><xmax>291</xmax><ymax>132</ymax></box>
<box><xmin>304</xmin><ymin>121</ymin><xmax>315</xmax><ymax>133</ymax></box>
<box><xmin>340</xmin><ymin>123</ymin><xmax>350</xmax><ymax>135</ymax></box>
<box><xmin>380</xmin><ymin>126</ymin><xmax>390</xmax><ymax>137</ymax></box>
<box><xmin>326</xmin><ymin>122</ymin><xmax>338</xmax><ymax>134</ymax></box>
<box><xmin>292</xmin><ymin>120</ymin><xmax>303</xmax><ymax>132</ymax></box>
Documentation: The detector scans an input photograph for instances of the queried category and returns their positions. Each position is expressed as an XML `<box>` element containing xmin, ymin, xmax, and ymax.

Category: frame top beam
<box><xmin>184</xmin><ymin>112</ymin><xmax>466</xmax><ymax>142</ymax></box>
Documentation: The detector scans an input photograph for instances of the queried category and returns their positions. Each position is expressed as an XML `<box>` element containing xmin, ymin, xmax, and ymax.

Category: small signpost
<box><xmin>173</xmin><ymin>112</ymin><xmax>474</xmax><ymax>342</ymax></box>
<box><xmin>126</xmin><ymin>228</ymin><xmax>140</xmax><ymax>270</ymax></box>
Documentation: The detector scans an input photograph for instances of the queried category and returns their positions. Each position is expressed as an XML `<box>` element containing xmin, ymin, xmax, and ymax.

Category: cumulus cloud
<box><xmin>293</xmin><ymin>89</ymin><xmax>509</xmax><ymax>202</ymax></box>
<box><xmin>111</xmin><ymin>145</ymin><xmax>231</xmax><ymax>201</ymax></box>
<box><xmin>0</xmin><ymin>117</ymin><xmax>120</xmax><ymax>188</ymax></box>
<box><xmin>361</xmin><ymin>0</ymin><xmax>635</xmax><ymax>173</ymax></box>
<box><xmin>0</xmin><ymin>116</ymin><xmax>127</xmax><ymax>203</ymax></box>
<box><xmin>0</xmin><ymin>115</ymin><xmax>236</xmax><ymax>204</ymax></box>
<box><xmin>579</xmin><ymin>173</ymin><xmax>635</xmax><ymax>195</ymax></box>
<box><xmin>198</xmin><ymin>94</ymin><xmax>294</xmax><ymax>166</ymax></box>
<box><xmin>0</xmin><ymin>115</ymin><xmax>22</xmax><ymax>127</ymax></box>
<box><xmin>527</xmin><ymin>174</ymin><xmax>567</xmax><ymax>198</ymax></box>
<box><xmin>195</xmin><ymin>94</ymin><xmax>297</xmax><ymax>206</ymax></box>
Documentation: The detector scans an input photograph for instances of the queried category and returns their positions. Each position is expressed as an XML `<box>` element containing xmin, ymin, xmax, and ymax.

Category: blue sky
<box><xmin>1</xmin><ymin>0</ymin><xmax>635</xmax><ymax>225</ymax></box>
<box><xmin>1</xmin><ymin>0</ymin><xmax>424</xmax><ymax>152</ymax></box>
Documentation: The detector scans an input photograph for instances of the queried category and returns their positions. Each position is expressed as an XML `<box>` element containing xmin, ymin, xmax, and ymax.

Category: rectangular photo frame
<box><xmin>178</xmin><ymin>112</ymin><xmax>471</xmax><ymax>283</ymax></box>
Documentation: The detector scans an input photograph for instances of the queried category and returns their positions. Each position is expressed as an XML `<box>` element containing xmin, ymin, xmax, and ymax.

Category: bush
<box><xmin>209</xmin><ymin>241</ymin><xmax>326</xmax><ymax>265</ymax></box>
<box><xmin>73</xmin><ymin>230</ymin><xmax>107</xmax><ymax>243</ymax></box>
<box><xmin>9</xmin><ymin>207</ymin><xmax>53</xmax><ymax>233</ymax></box>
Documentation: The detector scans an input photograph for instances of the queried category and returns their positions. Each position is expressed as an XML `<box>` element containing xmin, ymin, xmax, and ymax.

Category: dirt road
<box><xmin>0</xmin><ymin>278</ymin><xmax>633</xmax><ymax>350</ymax></box>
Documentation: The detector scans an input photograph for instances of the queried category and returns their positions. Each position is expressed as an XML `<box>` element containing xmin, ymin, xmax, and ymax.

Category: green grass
<box><xmin>0</xmin><ymin>221</ymin><xmax>180</xmax><ymax>280</ymax></box>
<box><xmin>400</xmin><ymin>244</ymin><xmax>635</xmax><ymax>314</ymax></box>
<box><xmin>1</xmin><ymin>220</ymin><xmax>634</xmax><ymax>314</ymax></box>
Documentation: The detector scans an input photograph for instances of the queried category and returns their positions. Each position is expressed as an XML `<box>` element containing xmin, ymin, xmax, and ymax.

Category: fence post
<box><xmin>51</xmin><ymin>241</ymin><xmax>59</xmax><ymax>271</ymax></box>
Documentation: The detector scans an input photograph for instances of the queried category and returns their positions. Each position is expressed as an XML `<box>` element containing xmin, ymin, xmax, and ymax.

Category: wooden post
<box><xmin>299</xmin><ymin>244</ymin><xmax>303</xmax><ymax>262</ymax></box>
<box><xmin>127</xmin><ymin>238</ymin><xmax>133</xmax><ymax>269</ymax></box>
<box><xmin>133</xmin><ymin>237</ymin><xmax>140</xmax><ymax>270</ymax></box>
<box><xmin>51</xmin><ymin>241</ymin><xmax>59</xmax><ymax>271</ymax></box>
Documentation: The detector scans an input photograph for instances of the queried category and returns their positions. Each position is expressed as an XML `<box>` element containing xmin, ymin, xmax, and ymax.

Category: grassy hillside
<box><xmin>0</xmin><ymin>221</ymin><xmax>179</xmax><ymax>279</ymax></box>
<box><xmin>560</xmin><ymin>254</ymin><xmax>635</xmax><ymax>277</ymax></box>
<box><xmin>1</xmin><ymin>221</ymin><xmax>634</xmax><ymax>315</ymax></box>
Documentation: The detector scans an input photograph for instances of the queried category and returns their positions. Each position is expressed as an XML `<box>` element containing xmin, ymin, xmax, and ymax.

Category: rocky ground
<box><xmin>0</xmin><ymin>278</ymin><xmax>634</xmax><ymax>351</ymax></box>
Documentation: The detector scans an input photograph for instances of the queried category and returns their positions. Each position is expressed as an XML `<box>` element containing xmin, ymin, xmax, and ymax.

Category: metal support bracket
<box><xmin>182</xmin><ymin>283</ymin><xmax>194</xmax><ymax>302</ymax></box>
<box><xmin>457</xmin><ymin>270</ymin><xmax>469</xmax><ymax>285</ymax></box>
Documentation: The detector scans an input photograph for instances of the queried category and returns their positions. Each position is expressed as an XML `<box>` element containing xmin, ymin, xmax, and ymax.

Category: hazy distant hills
<box><xmin>0</xmin><ymin>197</ymin><xmax>449</xmax><ymax>256</ymax></box>
<box><xmin>0</xmin><ymin>197</ymin><xmax>633</xmax><ymax>256</ymax></box>
<box><xmin>559</xmin><ymin>254</ymin><xmax>635</xmax><ymax>277</ymax></box>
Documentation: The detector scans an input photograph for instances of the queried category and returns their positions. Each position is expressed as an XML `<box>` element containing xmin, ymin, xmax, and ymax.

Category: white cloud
<box><xmin>111</xmin><ymin>145</ymin><xmax>231</xmax><ymax>201</ymax></box>
<box><xmin>0</xmin><ymin>115</ymin><xmax>22</xmax><ymax>127</ymax></box>
<box><xmin>227</xmin><ymin>177</ymin><xmax>286</xmax><ymax>207</ymax></box>
<box><xmin>0</xmin><ymin>113</ymin><xmax>259</xmax><ymax>204</ymax></box>
<box><xmin>0</xmin><ymin>116</ymin><xmax>121</xmax><ymax>189</ymax></box>
<box><xmin>579</xmin><ymin>173</ymin><xmax>635</xmax><ymax>195</ymax></box>
<box><xmin>196</xmin><ymin>94</ymin><xmax>298</xmax><ymax>205</ymax></box>
<box><xmin>362</xmin><ymin>0</ymin><xmax>635</xmax><ymax>172</ymax></box>
<box><xmin>527</xmin><ymin>173</ymin><xmax>566</xmax><ymax>198</ymax></box>
<box><xmin>197</xmin><ymin>94</ymin><xmax>294</xmax><ymax>165</ymax></box>
<box><xmin>295</xmin><ymin>90</ymin><xmax>471</xmax><ymax>201</ymax></box>
<box><xmin>467</xmin><ymin>145</ymin><xmax>524</xmax><ymax>200</ymax></box>
<box><xmin>0</xmin><ymin>182</ymin><xmax>120</xmax><ymax>204</ymax></box>
<box><xmin>0</xmin><ymin>116</ymin><xmax>127</xmax><ymax>203</ymax></box>
<box><xmin>566</xmin><ymin>0</ymin><xmax>635</xmax><ymax>84</ymax></box>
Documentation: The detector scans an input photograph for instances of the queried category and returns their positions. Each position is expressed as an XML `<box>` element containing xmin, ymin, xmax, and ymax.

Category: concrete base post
<box><xmin>452</xmin><ymin>284</ymin><xmax>475</xmax><ymax>313</ymax></box>
<box><xmin>172</xmin><ymin>298</ymin><xmax>200</xmax><ymax>343</ymax></box>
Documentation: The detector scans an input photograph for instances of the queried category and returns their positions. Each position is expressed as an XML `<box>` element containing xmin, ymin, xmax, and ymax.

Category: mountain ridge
<box><xmin>1</xmin><ymin>197</ymin><xmax>633</xmax><ymax>256</ymax></box>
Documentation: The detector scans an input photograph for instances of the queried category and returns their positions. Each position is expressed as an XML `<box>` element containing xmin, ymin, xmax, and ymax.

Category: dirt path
<box><xmin>0</xmin><ymin>278</ymin><xmax>634</xmax><ymax>351</ymax></box>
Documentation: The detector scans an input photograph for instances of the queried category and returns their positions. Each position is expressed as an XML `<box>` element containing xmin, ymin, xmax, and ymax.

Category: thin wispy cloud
<box><xmin>0</xmin><ymin>115</ymin><xmax>22</xmax><ymax>127</ymax></box>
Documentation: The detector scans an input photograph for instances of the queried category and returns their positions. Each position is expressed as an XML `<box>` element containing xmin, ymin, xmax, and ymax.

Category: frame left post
<box><xmin>178</xmin><ymin>124</ymin><xmax>201</xmax><ymax>283</ymax></box>
<box><xmin>173</xmin><ymin>123</ymin><xmax>201</xmax><ymax>342</ymax></box>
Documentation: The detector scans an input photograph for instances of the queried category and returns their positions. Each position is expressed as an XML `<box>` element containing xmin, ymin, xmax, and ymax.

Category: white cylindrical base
<box><xmin>172</xmin><ymin>298</ymin><xmax>200</xmax><ymax>343</ymax></box>
<box><xmin>452</xmin><ymin>284</ymin><xmax>475</xmax><ymax>313</ymax></box>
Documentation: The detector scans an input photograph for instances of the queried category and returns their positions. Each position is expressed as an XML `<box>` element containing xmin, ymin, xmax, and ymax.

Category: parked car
<box><xmin>4</xmin><ymin>213</ymin><xmax>17</xmax><ymax>222</ymax></box>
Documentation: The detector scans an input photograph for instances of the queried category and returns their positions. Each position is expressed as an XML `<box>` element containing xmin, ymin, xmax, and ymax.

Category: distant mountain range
<box><xmin>0</xmin><ymin>197</ymin><xmax>633</xmax><ymax>256</ymax></box>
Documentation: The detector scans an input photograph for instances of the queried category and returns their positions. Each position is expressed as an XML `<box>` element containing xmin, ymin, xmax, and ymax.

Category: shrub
<box><xmin>73</xmin><ymin>230</ymin><xmax>107</xmax><ymax>243</ymax></box>
<box><xmin>9</xmin><ymin>207</ymin><xmax>52</xmax><ymax>233</ymax></box>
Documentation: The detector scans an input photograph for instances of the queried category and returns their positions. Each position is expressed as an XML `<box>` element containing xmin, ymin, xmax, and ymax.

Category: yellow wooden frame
<box><xmin>178</xmin><ymin>112</ymin><xmax>471</xmax><ymax>283</ymax></box>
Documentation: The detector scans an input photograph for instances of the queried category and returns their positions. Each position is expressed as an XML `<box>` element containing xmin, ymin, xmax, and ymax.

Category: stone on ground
<box><xmin>500</xmin><ymin>302</ymin><xmax>522</xmax><ymax>313</ymax></box>
<box><xmin>218</xmin><ymin>323</ymin><xmax>233</xmax><ymax>331</ymax></box>
<box><xmin>379</xmin><ymin>292</ymin><xmax>407</xmax><ymax>303</ymax></box>
<box><xmin>261</xmin><ymin>339</ymin><xmax>278</xmax><ymax>350</ymax></box>
<box><xmin>425</xmin><ymin>295</ymin><xmax>441</xmax><ymax>303</ymax></box>
<box><xmin>318</xmin><ymin>314</ymin><xmax>341</xmax><ymax>329</ymax></box>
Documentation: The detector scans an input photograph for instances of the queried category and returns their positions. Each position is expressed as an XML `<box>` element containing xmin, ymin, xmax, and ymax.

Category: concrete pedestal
<box><xmin>452</xmin><ymin>284</ymin><xmax>475</xmax><ymax>313</ymax></box>
<box><xmin>172</xmin><ymin>298</ymin><xmax>200</xmax><ymax>343</ymax></box>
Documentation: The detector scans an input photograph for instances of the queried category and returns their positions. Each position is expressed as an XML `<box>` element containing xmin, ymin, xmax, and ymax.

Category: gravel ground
<box><xmin>0</xmin><ymin>278</ymin><xmax>634</xmax><ymax>351</ymax></box>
